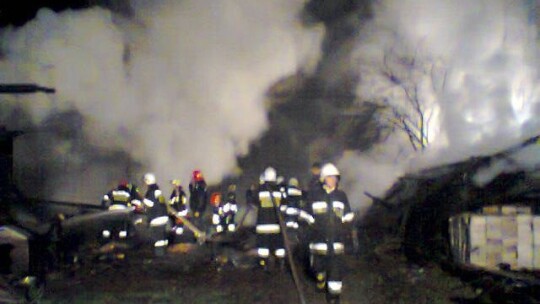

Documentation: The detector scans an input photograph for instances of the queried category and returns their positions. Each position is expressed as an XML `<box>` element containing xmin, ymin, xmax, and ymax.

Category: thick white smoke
<box><xmin>341</xmin><ymin>0</ymin><xmax>539</xmax><ymax>211</ymax></box>
<box><xmin>0</xmin><ymin>1</ymin><xmax>323</xmax><ymax>202</ymax></box>
<box><xmin>338</xmin><ymin>134</ymin><xmax>408</xmax><ymax>214</ymax></box>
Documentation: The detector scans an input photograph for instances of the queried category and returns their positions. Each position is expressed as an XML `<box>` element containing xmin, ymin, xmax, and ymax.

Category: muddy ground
<box><xmin>37</xmin><ymin>230</ymin><xmax>477</xmax><ymax>304</ymax></box>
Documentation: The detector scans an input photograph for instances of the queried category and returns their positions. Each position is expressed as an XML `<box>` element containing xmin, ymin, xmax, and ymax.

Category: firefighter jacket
<box><xmin>212</xmin><ymin>203</ymin><xmax>222</xmax><ymax>224</ymax></box>
<box><xmin>189</xmin><ymin>180</ymin><xmax>208</xmax><ymax>214</ymax></box>
<box><xmin>169</xmin><ymin>186</ymin><xmax>188</xmax><ymax>216</ymax></box>
<box><xmin>127</xmin><ymin>183</ymin><xmax>144</xmax><ymax>211</ymax></box>
<box><xmin>308</xmin><ymin>175</ymin><xmax>322</xmax><ymax>193</ymax></box>
<box><xmin>145</xmin><ymin>184</ymin><xmax>167</xmax><ymax>219</ymax></box>
<box><xmin>213</xmin><ymin>195</ymin><xmax>238</xmax><ymax>223</ymax></box>
<box><xmin>128</xmin><ymin>183</ymin><xmax>143</xmax><ymax>201</ymax></box>
<box><xmin>102</xmin><ymin>185</ymin><xmax>132</xmax><ymax>209</ymax></box>
<box><xmin>306</xmin><ymin>186</ymin><xmax>354</xmax><ymax>244</ymax></box>
<box><xmin>285</xmin><ymin>185</ymin><xmax>303</xmax><ymax>212</ymax></box>
<box><xmin>282</xmin><ymin>185</ymin><xmax>303</xmax><ymax>228</ymax></box>
<box><xmin>223</xmin><ymin>192</ymin><xmax>238</xmax><ymax>218</ymax></box>
<box><xmin>256</xmin><ymin>182</ymin><xmax>283</xmax><ymax>234</ymax></box>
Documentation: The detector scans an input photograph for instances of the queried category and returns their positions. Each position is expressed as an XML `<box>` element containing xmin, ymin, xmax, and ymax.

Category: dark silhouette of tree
<box><xmin>358</xmin><ymin>38</ymin><xmax>447</xmax><ymax>152</ymax></box>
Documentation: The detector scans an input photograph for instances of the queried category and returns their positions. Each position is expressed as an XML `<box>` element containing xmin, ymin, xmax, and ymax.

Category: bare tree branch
<box><xmin>367</xmin><ymin>46</ymin><xmax>445</xmax><ymax>151</ymax></box>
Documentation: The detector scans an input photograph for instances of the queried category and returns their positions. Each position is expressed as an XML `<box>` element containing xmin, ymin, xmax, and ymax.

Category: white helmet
<box><xmin>320</xmin><ymin>163</ymin><xmax>340</xmax><ymax>182</ymax></box>
<box><xmin>143</xmin><ymin>173</ymin><xmax>156</xmax><ymax>185</ymax></box>
<box><xmin>263</xmin><ymin>167</ymin><xmax>277</xmax><ymax>183</ymax></box>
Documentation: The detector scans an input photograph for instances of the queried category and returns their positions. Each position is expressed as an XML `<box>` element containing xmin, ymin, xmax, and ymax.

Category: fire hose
<box><xmin>236</xmin><ymin>203</ymin><xmax>255</xmax><ymax>230</ymax></box>
<box><xmin>270</xmin><ymin>191</ymin><xmax>307</xmax><ymax>304</ymax></box>
<box><xmin>164</xmin><ymin>201</ymin><xmax>210</xmax><ymax>244</ymax></box>
<box><xmin>168</xmin><ymin>211</ymin><xmax>209</xmax><ymax>244</ymax></box>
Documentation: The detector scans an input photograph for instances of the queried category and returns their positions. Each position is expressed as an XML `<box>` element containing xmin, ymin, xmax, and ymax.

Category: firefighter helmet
<box><xmin>210</xmin><ymin>192</ymin><xmax>222</xmax><ymax>206</ymax></box>
<box><xmin>288</xmin><ymin>177</ymin><xmax>299</xmax><ymax>187</ymax></box>
<box><xmin>320</xmin><ymin>163</ymin><xmax>340</xmax><ymax>182</ymax></box>
<box><xmin>227</xmin><ymin>184</ymin><xmax>237</xmax><ymax>200</ymax></box>
<box><xmin>118</xmin><ymin>179</ymin><xmax>129</xmax><ymax>187</ymax></box>
<box><xmin>192</xmin><ymin>170</ymin><xmax>204</xmax><ymax>182</ymax></box>
<box><xmin>263</xmin><ymin>167</ymin><xmax>277</xmax><ymax>183</ymax></box>
<box><xmin>143</xmin><ymin>173</ymin><xmax>156</xmax><ymax>185</ymax></box>
<box><xmin>171</xmin><ymin>179</ymin><xmax>181</xmax><ymax>186</ymax></box>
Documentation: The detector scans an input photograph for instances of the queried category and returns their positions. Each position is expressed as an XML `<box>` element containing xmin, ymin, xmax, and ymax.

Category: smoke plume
<box><xmin>0</xmin><ymin>1</ymin><xmax>323</xmax><ymax>202</ymax></box>
<box><xmin>343</xmin><ymin>0</ymin><xmax>539</xmax><ymax>211</ymax></box>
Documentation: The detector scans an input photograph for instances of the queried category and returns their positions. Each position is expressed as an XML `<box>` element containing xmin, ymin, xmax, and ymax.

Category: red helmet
<box><xmin>118</xmin><ymin>179</ymin><xmax>129</xmax><ymax>187</ymax></box>
<box><xmin>192</xmin><ymin>170</ymin><xmax>204</xmax><ymax>182</ymax></box>
<box><xmin>210</xmin><ymin>192</ymin><xmax>222</xmax><ymax>206</ymax></box>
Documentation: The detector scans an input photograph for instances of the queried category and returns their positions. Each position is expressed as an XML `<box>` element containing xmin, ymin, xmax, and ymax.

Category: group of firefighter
<box><xmin>100</xmin><ymin>170</ymin><xmax>209</xmax><ymax>254</ymax></box>
<box><xmin>101</xmin><ymin>162</ymin><xmax>353</xmax><ymax>302</ymax></box>
<box><xmin>252</xmin><ymin>163</ymin><xmax>354</xmax><ymax>303</ymax></box>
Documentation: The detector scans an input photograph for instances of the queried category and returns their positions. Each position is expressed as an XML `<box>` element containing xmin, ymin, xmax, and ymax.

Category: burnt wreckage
<box><xmin>0</xmin><ymin>84</ymin><xmax>58</xmax><ymax>301</ymax></box>
<box><xmin>0</xmin><ymin>84</ymin><xmax>154</xmax><ymax>301</ymax></box>
<box><xmin>0</xmin><ymin>84</ymin><xmax>253</xmax><ymax>302</ymax></box>
<box><xmin>364</xmin><ymin>135</ymin><xmax>540</xmax><ymax>302</ymax></box>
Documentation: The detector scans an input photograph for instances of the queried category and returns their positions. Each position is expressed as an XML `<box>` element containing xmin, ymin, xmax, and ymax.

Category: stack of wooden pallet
<box><xmin>449</xmin><ymin>205</ymin><xmax>540</xmax><ymax>271</ymax></box>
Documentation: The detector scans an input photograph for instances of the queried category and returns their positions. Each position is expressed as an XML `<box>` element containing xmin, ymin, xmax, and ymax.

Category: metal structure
<box><xmin>0</xmin><ymin>84</ymin><xmax>55</xmax><ymax>94</ymax></box>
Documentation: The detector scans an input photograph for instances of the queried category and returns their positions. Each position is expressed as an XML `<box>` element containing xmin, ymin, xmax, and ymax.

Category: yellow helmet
<box><xmin>171</xmin><ymin>179</ymin><xmax>181</xmax><ymax>186</ymax></box>
<box><xmin>288</xmin><ymin>177</ymin><xmax>299</xmax><ymax>187</ymax></box>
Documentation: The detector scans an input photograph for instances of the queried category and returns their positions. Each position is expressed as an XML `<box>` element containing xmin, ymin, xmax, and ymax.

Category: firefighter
<box><xmin>143</xmin><ymin>173</ymin><xmax>170</xmax><ymax>255</ymax></box>
<box><xmin>283</xmin><ymin>178</ymin><xmax>303</xmax><ymax>230</ymax></box>
<box><xmin>101</xmin><ymin>179</ymin><xmax>132</xmax><ymax>210</ymax></box>
<box><xmin>255</xmin><ymin>167</ymin><xmax>286</xmax><ymax>270</ymax></box>
<box><xmin>240</xmin><ymin>183</ymin><xmax>258</xmax><ymax>229</ymax></box>
<box><xmin>189</xmin><ymin>170</ymin><xmax>208</xmax><ymax>220</ymax></box>
<box><xmin>223</xmin><ymin>184</ymin><xmax>239</xmax><ymax>232</ymax></box>
<box><xmin>245</xmin><ymin>183</ymin><xmax>258</xmax><ymax>208</ymax></box>
<box><xmin>100</xmin><ymin>180</ymin><xmax>135</xmax><ymax>247</ymax></box>
<box><xmin>277</xmin><ymin>176</ymin><xmax>287</xmax><ymax>192</ymax></box>
<box><xmin>308</xmin><ymin>162</ymin><xmax>322</xmax><ymax>193</ymax></box>
<box><xmin>210</xmin><ymin>192</ymin><xmax>224</xmax><ymax>233</ymax></box>
<box><xmin>122</xmin><ymin>182</ymin><xmax>146</xmax><ymax>229</ymax></box>
<box><xmin>169</xmin><ymin>179</ymin><xmax>188</xmax><ymax>237</ymax></box>
<box><xmin>305</xmin><ymin>163</ymin><xmax>354</xmax><ymax>303</ymax></box>
<box><xmin>276</xmin><ymin>175</ymin><xmax>289</xmax><ymax>226</ymax></box>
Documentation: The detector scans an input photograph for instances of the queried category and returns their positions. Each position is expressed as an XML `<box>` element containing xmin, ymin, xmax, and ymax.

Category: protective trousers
<box><xmin>256</xmin><ymin>224</ymin><xmax>285</xmax><ymax>267</ymax></box>
<box><xmin>309</xmin><ymin>241</ymin><xmax>345</xmax><ymax>296</ymax></box>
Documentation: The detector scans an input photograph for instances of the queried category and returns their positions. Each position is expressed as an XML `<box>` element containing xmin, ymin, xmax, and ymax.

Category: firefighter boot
<box><xmin>326</xmin><ymin>293</ymin><xmax>340</xmax><ymax>304</ymax></box>
<box><xmin>326</xmin><ymin>280</ymin><xmax>342</xmax><ymax>303</ymax></box>
<box><xmin>277</xmin><ymin>258</ymin><xmax>286</xmax><ymax>272</ymax></box>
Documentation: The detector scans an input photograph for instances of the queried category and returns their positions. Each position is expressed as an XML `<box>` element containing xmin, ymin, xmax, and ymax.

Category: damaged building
<box><xmin>362</xmin><ymin>135</ymin><xmax>540</xmax><ymax>301</ymax></box>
